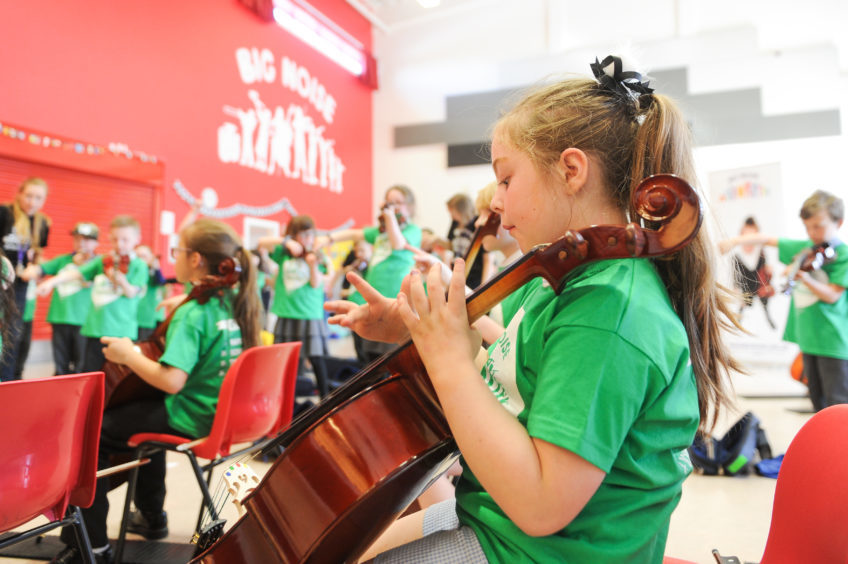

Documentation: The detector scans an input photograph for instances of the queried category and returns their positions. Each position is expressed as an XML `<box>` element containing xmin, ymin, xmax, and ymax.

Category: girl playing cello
<box><xmin>326</xmin><ymin>56</ymin><xmax>739</xmax><ymax>563</ymax></box>
<box><xmin>52</xmin><ymin>219</ymin><xmax>262</xmax><ymax>564</ymax></box>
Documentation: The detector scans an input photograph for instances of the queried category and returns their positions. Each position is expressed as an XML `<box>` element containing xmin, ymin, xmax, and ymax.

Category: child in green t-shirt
<box><xmin>258</xmin><ymin>214</ymin><xmax>334</xmax><ymax>378</ymax></box>
<box><xmin>317</xmin><ymin>185</ymin><xmax>422</xmax><ymax>364</ymax></box>
<box><xmin>37</xmin><ymin>215</ymin><xmax>147</xmax><ymax>374</ymax></box>
<box><xmin>51</xmin><ymin>218</ymin><xmax>262</xmax><ymax>563</ymax></box>
<box><xmin>326</xmin><ymin>55</ymin><xmax>739</xmax><ymax>563</ymax></box>
<box><xmin>721</xmin><ymin>190</ymin><xmax>847</xmax><ymax>411</ymax></box>
<box><xmin>21</xmin><ymin>221</ymin><xmax>99</xmax><ymax>375</ymax></box>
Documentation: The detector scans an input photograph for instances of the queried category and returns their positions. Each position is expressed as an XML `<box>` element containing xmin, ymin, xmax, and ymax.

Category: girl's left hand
<box><xmin>397</xmin><ymin>259</ymin><xmax>481</xmax><ymax>383</ymax></box>
<box><xmin>325</xmin><ymin>271</ymin><xmax>410</xmax><ymax>343</ymax></box>
<box><xmin>101</xmin><ymin>336</ymin><xmax>138</xmax><ymax>365</ymax></box>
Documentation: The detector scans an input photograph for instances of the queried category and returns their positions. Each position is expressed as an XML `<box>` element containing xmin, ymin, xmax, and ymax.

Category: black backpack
<box><xmin>688</xmin><ymin>412</ymin><xmax>772</xmax><ymax>476</ymax></box>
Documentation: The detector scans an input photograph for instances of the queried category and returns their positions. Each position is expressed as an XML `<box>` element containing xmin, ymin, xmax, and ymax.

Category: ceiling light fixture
<box><xmin>272</xmin><ymin>0</ymin><xmax>366</xmax><ymax>76</ymax></box>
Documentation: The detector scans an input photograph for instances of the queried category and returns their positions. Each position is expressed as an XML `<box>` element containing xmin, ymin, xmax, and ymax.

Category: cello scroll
<box><xmin>507</xmin><ymin>174</ymin><xmax>701</xmax><ymax>303</ymax></box>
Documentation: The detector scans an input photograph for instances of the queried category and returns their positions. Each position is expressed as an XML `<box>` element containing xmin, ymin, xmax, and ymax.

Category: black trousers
<box><xmin>61</xmin><ymin>399</ymin><xmax>189</xmax><ymax>548</ymax></box>
<box><xmin>80</xmin><ymin>336</ymin><xmax>107</xmax><ymax>374</ymax></box>
<box><xmin>803</xmin><ymin>353</ymin><xmax>848</xmax><ymax>412</ymax></box>
<box><xmin>51</xmin><ymin>323</ymin><xmax>86</xmax><ymax>375</ymax></box>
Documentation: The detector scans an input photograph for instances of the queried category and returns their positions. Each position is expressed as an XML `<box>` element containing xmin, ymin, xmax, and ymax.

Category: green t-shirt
<box><xmin>160</xmin><ymin>293</ymin><xmax>243</xmax><ymax>437</ymax></box>
<box><xmin>350</xmin><ymin>223</ymin><xmax>422</xmax><ymax>304</ymax></box>
<box><xmin>40</xmin><ymin>253</ymin><xmax>94</xmax><ymax>325</ymax></box>
<box><xmin>779</xmin><ymin>238</ymin><xmax>848</xmax><ymax>359</ymax></box>
<box><xmin>22</xmin><ymin>280</ymin><xmax>36</xmax><ymax>322</ymax></box>
<box><xmin>78</xmin><ymin>255</ymin><xmax>148</xmax><ymax>339</ymax></box>
<box><xmin>137</xmin><ymin>271</ymin><xmax>166</xmax><ymax>329</ymax></box>
<box><xmin>269</xmin><ymin>247</ymin><xmax>327</xmax><ymax>320</ymax></box>
<box><xmin>456</xmin><ymin>258</ymin><xmax>698</xmax><ymax>564</ymax></box>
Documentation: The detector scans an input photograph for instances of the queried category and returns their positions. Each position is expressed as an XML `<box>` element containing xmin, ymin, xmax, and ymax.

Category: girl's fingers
<box><xmin>447</xmin><ymin>258</ymin><xmax>468</xmax><ymax>314</ymax></box>
<box><xmin>324</xmin><ymin>300</ymin><xmax>354</xmax><ymax>315</ymax></box>
<box><xmin>326</xmin><ymin>314</ymin><xmax>348</xmax><ymax>327</ymax></box>
<box><xmin>408</xmin><ymin>270</ymin><xmax>430</xmax><ymax>316</ymax></box>
<box><xmin>396</xmin><ymin>292</ymin><xmax>419</xmax><ymax>327</ymax></box>
<box><xmin>346</xmin><ymin>271</ymin><xmax>382</xmax><ymax>303</ymax></box>
<box><xmin>400</xmin><ymin>272</ymin><xmax>414</xmax><ymax>297</ymax></box>
<box><xmin>425</xmin><ymin>262</ymin><xmax>447</xmax><ymax>312</ymax></box>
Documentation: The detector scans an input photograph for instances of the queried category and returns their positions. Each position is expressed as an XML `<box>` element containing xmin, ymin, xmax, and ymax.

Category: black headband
<box><xmin>590</xmin><ymin>55</ymin><xmax>654</xmax><ymax>99</ymax></box>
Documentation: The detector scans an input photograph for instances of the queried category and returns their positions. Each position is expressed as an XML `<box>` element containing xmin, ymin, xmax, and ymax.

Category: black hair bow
<box><xmin>590</xmin><ymin>55</ymin><xmax>654</xmax><ymax>98</ymax></box>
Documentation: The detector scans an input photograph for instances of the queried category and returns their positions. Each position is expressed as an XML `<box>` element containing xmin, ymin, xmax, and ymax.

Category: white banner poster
<box><xmin>709</xmin><ymin>163</ymin><xmax>800</xmax><ymax>386</ymax></box>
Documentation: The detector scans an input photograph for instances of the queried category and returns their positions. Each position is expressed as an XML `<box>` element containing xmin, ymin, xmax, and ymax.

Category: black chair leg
<box><xmin>69</xmin><ymin>506</ymin><xmax>96</xmax><ymax>564</ymax></box>
<box><xmin>114</xmin><ymin>448</ymin><xmax>146</xmax><ymax>564</ymax></box>
<box><xmin>186</xmin><ymin>451</ymin><xmax>220</xmax><ymax>526</ymax></box>
<box><xmin>195</xmin><ymin>466</ymin><xmax>216</xmax><ymax>532</ymax></box>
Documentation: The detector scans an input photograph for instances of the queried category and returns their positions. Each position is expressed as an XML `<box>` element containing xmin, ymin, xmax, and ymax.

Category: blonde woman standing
<box><xmin>0</xmin><ymin>177</ymin><xmax>49</xmax><ymax>381</ymax></box>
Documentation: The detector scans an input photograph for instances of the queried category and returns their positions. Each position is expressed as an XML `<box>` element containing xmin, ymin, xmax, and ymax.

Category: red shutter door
<box><xmin>0</xmin><ymin>159</ymin><xmax>158</xmax><ymax>341</ymax></box>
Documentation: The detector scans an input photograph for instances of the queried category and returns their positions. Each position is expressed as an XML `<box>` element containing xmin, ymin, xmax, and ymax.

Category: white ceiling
<box><xmin>354</xmin><ymin>0</ymin><xmax>485</xmax><ymax>30</ymax></box>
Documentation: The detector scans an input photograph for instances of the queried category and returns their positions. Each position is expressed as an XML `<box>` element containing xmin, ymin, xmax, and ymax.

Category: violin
<box><xmin>781</xmin><ymin>242</ymin><xmax>837</xmax><ymax>295</ymax></box>
<box><xmin>377</xmin><ymin>204</ymin><xmax>408</xmax><ymax>233</ymax></box>
<box><xmin>102</xmin><ymin>253</ymin><xmax>130</xmax><ymax>275</ymax></box>
<box><xmin>101</xmin><ymin>257</ymin><xmax>241</xmax><ymax>408</ymax></box>
<box><xmin>191</xmin><ymin>174</ymin><xmax>701</xmax><ymax>564</ymax></box>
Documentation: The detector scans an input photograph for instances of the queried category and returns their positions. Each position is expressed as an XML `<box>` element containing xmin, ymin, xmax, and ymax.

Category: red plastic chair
<box><xmin>758</xmin><ymin>403</ymin><xmax>848</xmax><ymax>563</ymax></box>
<box><xmin>114</xmin><ymin>342</ymin><xmax>300</xmax><ymax>562</ymax></box>
<box><xmin>679</xmin><ymin>404</ymin><xmax>848</xmax><ymax>564</ymax></box>
<box><xmin>0</xmin><ymin>372</ymin><xmax>105</xmax><ymax>563</ymax></box>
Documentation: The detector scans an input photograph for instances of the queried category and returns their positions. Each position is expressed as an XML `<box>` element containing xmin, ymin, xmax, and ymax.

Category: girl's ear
<box><xmin>190</xmin><ymin>250</ymin><xmax>204</xmax><ymax>269</ymax></box>
<box><xmin>557</xmin><ymin>148</ymin><xmax>590</xmax><ymax>195</ymax></box>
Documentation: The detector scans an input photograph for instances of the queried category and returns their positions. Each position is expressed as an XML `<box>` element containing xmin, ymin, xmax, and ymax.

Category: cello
<box><xmin>192</xmin><ymin>174</ymin><xmax>702</xmax><ymax>563</ymax></box>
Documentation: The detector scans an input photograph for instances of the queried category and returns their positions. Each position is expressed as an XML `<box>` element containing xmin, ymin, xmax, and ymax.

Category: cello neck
<box><xmin>265</xmin><ymin>174</ymin><xmax>701</xmax><ymax>454</ymax></box>
<box><xmin>463</xmin><ymin>212</ymin><xmax>500</xmax><ymax>279</ymax></box>
<box><xmin>464</xmin><ymin>248</ymin><xmax>545</xmax><ymax>322</ymax></box>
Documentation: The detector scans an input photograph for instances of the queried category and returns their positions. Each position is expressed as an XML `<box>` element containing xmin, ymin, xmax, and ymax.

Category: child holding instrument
<box><xmin>37</xmin><ymin>215</ymin><xmax>148</xmax><ymax>374</ymax></box>
<box><xmin>322</xmin><ymin>184</ymin><xmax>422</xmax><ymax>363</ymax></box>
<box><xmin>51</xmin><ymin>218</ymin><xmax>262</xmax><ymax>564</ymax></box>
<box><xmin>720</xmin><ymin>190</ymin><xmax>847</xmax><ymax>411</ymax></box>
<box><xmin>258</xmin><ymin>214</ymin><xmax>334</xmax><ymax>376</ymax></box>
<box><xmin>21</xmin><ymin>222</ymin><xmax>99</xmax><ymax>375</ymax></box>
<box><xmin>326</xmin><ymin>55</ymin><xmax>739</xmax><ymax>563</ymax></box>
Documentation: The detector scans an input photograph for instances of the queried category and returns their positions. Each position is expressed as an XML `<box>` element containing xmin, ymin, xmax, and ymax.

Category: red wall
<box><xmin>0</xmin><ymin>0</ymin><xmax>374</xmax><ymax>252</ymax></box>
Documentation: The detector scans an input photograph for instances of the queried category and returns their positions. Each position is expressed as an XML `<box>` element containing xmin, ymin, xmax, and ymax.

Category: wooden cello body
<box><xmin>102</xmin><ymin>338</ymin><xmax>166</xmax><ymax>407</ymax></box>
<box><xmin>192</xmin><ymin>175</ymin><xmax>702</xmax><ymax>564</ymax></box>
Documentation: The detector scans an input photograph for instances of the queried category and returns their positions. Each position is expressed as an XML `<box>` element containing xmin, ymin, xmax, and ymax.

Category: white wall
<box><xmin>371</xmin><ymin>0</ymin><xmax>848</xmax><ymax>238</ymax></box>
